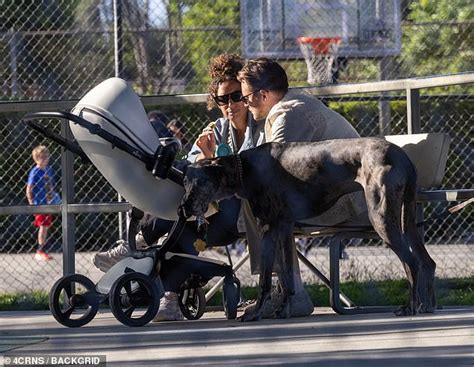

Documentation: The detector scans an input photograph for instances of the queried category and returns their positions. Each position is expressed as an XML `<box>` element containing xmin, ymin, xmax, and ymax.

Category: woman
<box><xmin>92</xmin><ymin>54</ymin><xmax>260</xmax><ymax>321</ymax></box>
<box><xmin>189</xmin><ymin>53</ymin><xmax>260</xmax><ymax>162</ymax></box>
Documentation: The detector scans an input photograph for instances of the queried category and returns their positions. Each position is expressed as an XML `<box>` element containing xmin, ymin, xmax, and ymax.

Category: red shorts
<box><xmin>34</xmin><ymin>214</ymin><xmax>53</xmax><ymax>228</ymax></box>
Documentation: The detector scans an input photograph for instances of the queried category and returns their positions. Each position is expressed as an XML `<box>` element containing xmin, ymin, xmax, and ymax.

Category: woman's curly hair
<box><xmin>207</xmin><ymin>53</ymin><xmax>244</xmax><ymax>110</ymax></box>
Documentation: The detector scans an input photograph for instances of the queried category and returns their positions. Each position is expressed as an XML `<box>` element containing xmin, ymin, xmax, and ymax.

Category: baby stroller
<box><xmin>24</xmin><ymin>78</ymin><xmax>241</xmax><ymax>327</ymax></box>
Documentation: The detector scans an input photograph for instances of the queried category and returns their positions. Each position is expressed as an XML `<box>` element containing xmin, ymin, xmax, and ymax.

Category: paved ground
<box><xmin>1</xmin><ymin>307</ymin><xmax>473</xmax><ymax>367</ymax></box>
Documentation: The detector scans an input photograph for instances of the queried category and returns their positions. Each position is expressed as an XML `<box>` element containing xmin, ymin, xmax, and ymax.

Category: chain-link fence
<box><xmin>1</xmin><ymin>0</ymin><xmax>473</xmax><ymax>98</ymax></box>
<box><xmin>0</xmin><ymin>0</ymin><xmax>472</xmax><ymax>294</ymax></box>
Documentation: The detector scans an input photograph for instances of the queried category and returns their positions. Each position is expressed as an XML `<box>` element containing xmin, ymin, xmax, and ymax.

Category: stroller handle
<box><xmin>25</xmin><ymin>118</ymin><xmax>90</xmax><ymax>163</ymax></box>
<box><xmin>23</xmin><ymin>111</ymin><xmax>184</xmax><ymax>186</ymax></box>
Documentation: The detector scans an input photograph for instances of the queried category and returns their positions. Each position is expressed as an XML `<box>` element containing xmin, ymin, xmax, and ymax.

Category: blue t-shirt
<box><xmin>27</xmin><ymin>166</ymin><xmax>56</xmax><ymax>205</ymax></box>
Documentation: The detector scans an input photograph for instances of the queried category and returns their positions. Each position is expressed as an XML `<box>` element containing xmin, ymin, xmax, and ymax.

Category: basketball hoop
<box><xmin>297</xmin><ymin>36</ymin><xmax>342</xmax><ymax>85</ymax></box>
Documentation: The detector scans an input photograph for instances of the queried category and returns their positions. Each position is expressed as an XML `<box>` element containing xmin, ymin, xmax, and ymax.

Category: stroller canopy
<box><xmin>70</xmin><ymin>78</ymin><xmax>184</xmax><ymax>220</ymax></box>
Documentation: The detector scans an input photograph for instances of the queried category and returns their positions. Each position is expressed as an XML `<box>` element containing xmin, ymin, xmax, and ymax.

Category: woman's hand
<box><xmin>195</xmin><ymin>127</ymin><xmax>216</xmax><ymax>159</ymax></box>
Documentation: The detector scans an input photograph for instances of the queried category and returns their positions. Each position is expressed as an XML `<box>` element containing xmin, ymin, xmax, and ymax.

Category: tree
<box><xmin>180</xmin><ymin>0</ymin><xmax>241</xmax><ymax>93</ymax></box>
<box><xmin>0</xmin><ymin>0</ymin><xmax>83</xmax><ymax>99</ymax></box>
<box><xmin>123</xmin><ymin>0</ymin><xmax>153</xmax><ymax>94</ymax></box>
<box><xmin>396</xmin><ymin>0</ymin><xmax>474</xmax><ymax>78</ymax></box>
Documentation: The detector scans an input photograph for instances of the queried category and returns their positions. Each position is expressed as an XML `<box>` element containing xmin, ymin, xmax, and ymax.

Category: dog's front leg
<box><xmin>240</xmin><ymin>227</ymin><xmax>278</xmax><ymax>322</ymax></box>
<box><xmin>273</xmin><ymin>222</ymin><xmax>295</xmax><ymax>319</ymax></box>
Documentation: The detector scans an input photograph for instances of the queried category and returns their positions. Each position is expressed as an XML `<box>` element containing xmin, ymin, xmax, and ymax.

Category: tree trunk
<box><xmin>123</xmin><ymin>0</ymin><xmax>151</xmax><ymax>94</ymax></box>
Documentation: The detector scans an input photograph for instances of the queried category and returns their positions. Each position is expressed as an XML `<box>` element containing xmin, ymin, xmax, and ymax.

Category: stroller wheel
<box><xmin>109</xmin><ymin>272</ymin><xmax>160</xmax><ymax>327</ymax></box>
<box><xmin>49</xmin><ymin>274</ymin><xmax>100</xmax><ymax>328</ymax></box>
<box><xmin>178</xmin><ymin>287</ymin><xmax>206</xmax><ymax>320</ymax></box>
<box><xmin>223</xmin><ymin>276</ymin><xmax>240</xmax><ymax>320</ymax></box>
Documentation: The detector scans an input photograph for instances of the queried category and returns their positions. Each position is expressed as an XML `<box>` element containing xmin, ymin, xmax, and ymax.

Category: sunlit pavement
<box><xmin>1</xmin><ymin>307</ymin><xmax>472</xmax><ymax>367</ymax></box>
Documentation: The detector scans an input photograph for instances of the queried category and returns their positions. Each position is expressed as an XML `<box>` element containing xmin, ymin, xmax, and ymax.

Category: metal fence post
<box><xmin>8</xmin><ymin>28</ymin><xmax>20</xmax><ymax>97</ymax></box>
<box><xmin>113</xmin><ymin>0</ymin><xmax>127</xmax><ymax>239</ymax></box>
<box><xmin>61</xmin><ymin>120</ymin><xmax>76</xmax><ymax>276</ymax></box>
<box><xmin>406</xmin><ymin>88</ymin><xmax>421</xmax><ymax>134</ymax></box>
<box><xmin>378</xmin><ymin>57</ymin><xmax>391</xmax><ymax>136</ymax></box>
<box><xmin>113</xmin><ymin>0</ymin><xmax>123</xmax><ymax>77</ymax></box>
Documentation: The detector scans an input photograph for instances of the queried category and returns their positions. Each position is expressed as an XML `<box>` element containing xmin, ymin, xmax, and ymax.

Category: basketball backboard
<box><xmin>241</xmin><ymin>0</ymin><xmax>401</xmax><ymax>59</ymax></box>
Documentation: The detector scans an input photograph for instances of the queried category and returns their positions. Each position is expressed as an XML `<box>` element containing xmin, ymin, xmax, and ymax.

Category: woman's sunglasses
<box><xmin>212</xmin><ymin>91</ymin><xmax>244</xmax><ymax>106</ymax></box>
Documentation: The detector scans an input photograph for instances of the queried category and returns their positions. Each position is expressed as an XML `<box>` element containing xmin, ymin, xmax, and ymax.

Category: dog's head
<box><xmin>179</xmin><ymin>157</ymin><xmax>237</xmax><ymax>218</ymax></box>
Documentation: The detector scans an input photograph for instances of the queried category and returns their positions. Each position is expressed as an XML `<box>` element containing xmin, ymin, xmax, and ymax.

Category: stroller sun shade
<box><xmin>69</xmin><ymin>78</ymin><xmax>185</xmax><ymax>220</ymax></box>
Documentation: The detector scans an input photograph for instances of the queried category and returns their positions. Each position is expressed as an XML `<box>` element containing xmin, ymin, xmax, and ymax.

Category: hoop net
<box><xmin>297</xmin><ymin>36</ymin><xmax>342</xmax><ymax>85</ymax></box>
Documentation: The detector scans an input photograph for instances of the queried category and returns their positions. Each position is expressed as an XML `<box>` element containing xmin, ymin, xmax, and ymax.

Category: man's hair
<box><xmin>32</xmin><ymin>145</ymin><xmax>49</xmax><ymax>160</ymax></box>
<box><xmin>207</xmin><ymin>53</ymin><xmax>245</xmax><ymax>110</ymax></box>
<box><xmin>238</xmin><ymin>58</ymin><xmax>288</xmax><ymax>93</ymax></box>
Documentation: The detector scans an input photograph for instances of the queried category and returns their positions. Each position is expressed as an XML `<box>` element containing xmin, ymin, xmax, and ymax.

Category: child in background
<box><xmin>26</xmin><ymin>145</ymin><xmax>58</xmax><ymax>261</ymax></box>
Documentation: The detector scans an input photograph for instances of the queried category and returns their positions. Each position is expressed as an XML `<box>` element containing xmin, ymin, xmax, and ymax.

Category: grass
<box><xmin>2</xmin><ymin>278</ymin><xmax>471</xmax><ymax>312</ymax></box>
<box><xmin>0</xmin><ymin>291</ymin><xmax>50</xmax><ymax>311</ymax></box>
<box><xmin>210</xmin><ymin>278</ymin><xmax>474</xmax><ymax>308</ymax></box>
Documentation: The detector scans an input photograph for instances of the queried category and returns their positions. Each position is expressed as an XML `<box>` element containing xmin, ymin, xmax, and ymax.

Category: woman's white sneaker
<box><xmin>153</xmin><ymin>292</ymin><xmax>184</xmax><ymax>322</ymax></box>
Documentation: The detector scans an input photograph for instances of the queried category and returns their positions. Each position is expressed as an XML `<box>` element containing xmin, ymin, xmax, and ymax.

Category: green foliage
<box><xmin>337</xmin><ymin>59</ymin><xmax>380</xmax><ymax>84</ymax></box>
<box><xmin>180</xmin><ymin>0</ymin><xmax>241</xmax><ymax>92</ymax></box>
<box><xmin>436</xmin><ymin>278</ymin><xmax>474</xmax><ymax>305</ymax></box>
<box><xmin>0</xmin><ymin>1</ymin><xmax>113</xmax><ymax>99</ymax></box>
<box><xmin>0</xmin><ymin>1</ymin><xmax>81</xmax><ymax>31</ymax></box>
<box><xmin>396</xmin><ymin>0</ymin><xmax>474</xmax><ymax>78</ymax></box>
<box><xmin>3</xmin><ymin>1</ymin><xmax>472</xmax><ymax>97</ymax></box>
<box><xmin>329</xmin><ymin>101</ymin><xmax>378</xmax><ymax>125</ymax></box>
<box><xmin>0</xmin><ymin>291</ymin><xmax>49</xmax><ymax>311</ymax></box>
<box><xmin>290</xmin><ymin>0</ymin><xmax>474</xmax><ymax>86</ymax></box>
<box><xmin>279</xmin><ymin>60</ymin><xmax>311</xmax><ymax>87</ymax></box>
<box><xmin>246</xmin><ymin>278</ymin><xmax>473</xmax><ymax>308</ymax></box>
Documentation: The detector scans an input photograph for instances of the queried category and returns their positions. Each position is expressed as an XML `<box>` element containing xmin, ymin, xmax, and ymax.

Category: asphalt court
<box><xmin>1</xmin><ymin>307</ymin><xmax>473</xmax><ymax>367</ymax></box>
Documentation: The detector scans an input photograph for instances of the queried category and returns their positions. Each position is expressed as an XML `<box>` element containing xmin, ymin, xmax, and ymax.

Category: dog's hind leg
<box><xmin>274</xmin><ymin>222</ymin><xmax>295</xmax><ymax>319</ymax></box>
<box><xmin>403</xmin><ymin>183</ymin><xmax>436</xmax><ymax>313</ymax></box>
<box><xmin>239</xmin><ymin>226</ymin><xmax>279</xmax><ymax>322</ymax></box>
<box><xmin>365</xmin><ymin>178</ymin><xmax>421</xmax><ymax>316</ymax></box>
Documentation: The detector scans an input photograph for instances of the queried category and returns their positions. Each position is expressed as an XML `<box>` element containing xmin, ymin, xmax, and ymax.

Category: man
<box><xmin>237</xmin><ymin>58</ymin><xmax>368</xmax><ymax>317</ymax></box>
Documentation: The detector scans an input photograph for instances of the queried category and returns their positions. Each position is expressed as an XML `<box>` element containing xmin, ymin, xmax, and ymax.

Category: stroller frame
<box><xmin>24</xmin><ymin>111</ymin><xmax>241</xmax><ymax>327</ymax></box>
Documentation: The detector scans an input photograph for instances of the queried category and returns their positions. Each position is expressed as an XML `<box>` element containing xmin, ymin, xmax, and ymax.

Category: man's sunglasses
<box><xmin>241</xmin><ymin>89</ymin><xmax>261</xmax><ymax>104</ymax></box>
<box><xmin>212</xmin><ymin>91</ymin><xmax>244</xmax><ymax>106</ymax></box>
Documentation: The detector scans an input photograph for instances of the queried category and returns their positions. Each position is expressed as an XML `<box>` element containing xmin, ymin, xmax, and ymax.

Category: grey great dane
<box><xmin>178</xmin><ymin>138</ymin><xmax>436</xmax><ymax>321</ymax></box>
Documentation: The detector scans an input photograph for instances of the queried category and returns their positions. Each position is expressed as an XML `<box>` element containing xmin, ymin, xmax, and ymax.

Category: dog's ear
<box><xmin>185</xmin><ymin>161</ymin><xmax>224</xmax><ymax>183</ymax></box>
<box><xmin>193</xmin><ymin>157</ymin><xmax>227</xmax><ymax>172</ymax></box>
<box><xmin>202</xmin><ymin>163</ymin><xmax>225</xmax><ymax>178</ymax></box>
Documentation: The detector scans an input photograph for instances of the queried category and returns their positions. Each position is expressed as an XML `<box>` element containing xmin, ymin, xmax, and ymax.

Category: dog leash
<box><xmin>416</xmin><ymin>198</ymin><xmax>473</xmax><ymax>227</ymax></box>
<box><xmin>224</xmin><ymin>123</ymin><xmax>244</xmax><ymax>189</ymax></box>
<box><xmin>234</xmin><ymin>154</ymin><xmax>244</xmax><ymax>189</ymax></box>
